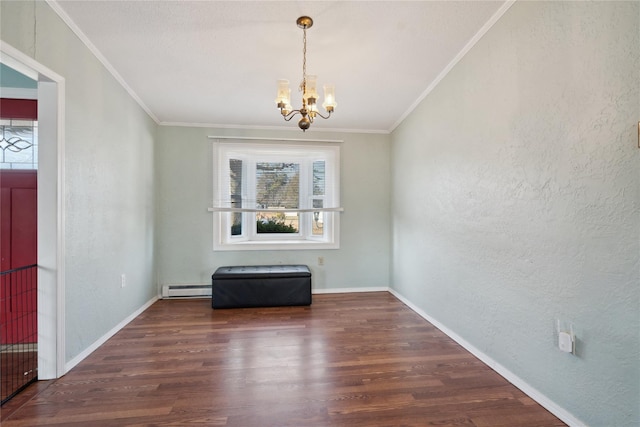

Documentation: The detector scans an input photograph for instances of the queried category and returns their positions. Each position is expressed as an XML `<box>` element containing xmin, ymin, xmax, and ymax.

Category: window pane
<box><xmin>256</xmin><ymin>162</ymin><xmax>300</xmax><ymax>234</ymax></box>
<box><xmin>229</xmin><ymin>159</ymin><xmax>242</xmax><ymax>235</ymax></box>
<box><xmin>256</xmin><ymin>212</ymin><xmax>298</xmax><ymax>234</ymax></box>
<box><xmin>312</xmin><ymin>199</ymin><xmax>323</xmax><ymax>236</ymax></box>
<box><xmin>313</xmin><ymin>161</ymin><xmax>325</xmax><ymax>196</ymax></box>
<box><xmin>0</xmin><ymin>122</ymin><xmax>37</xmax><ymax>170</ymax></box>
<box><xmin>256</xmin><ymin>162</ymin><xmax>299</xmax><ymax>209</ymax></box>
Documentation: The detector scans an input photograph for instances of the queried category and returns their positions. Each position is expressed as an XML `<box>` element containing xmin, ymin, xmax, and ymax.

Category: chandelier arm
<box><xmin>282</xmin><ymin>110</ymin><xmax>301</xmax><ymax>121</ymax></box>
<box><xmin>314</xmin><ymin>111</ymin><xmax>332</xmax><ymax>120</ymax></box>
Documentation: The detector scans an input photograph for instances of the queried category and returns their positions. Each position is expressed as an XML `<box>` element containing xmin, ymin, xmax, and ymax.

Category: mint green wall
<box><xmin>156</xmin><ymin>126</ymin><xmax>391</xmax><ymax>291</ymax></box>
<box><xmin>391</xmin><ymin>2</ymin><xmax>639</xmax><ymax>425</ymax></box>
<box><xmin>1</xmin><ymin>1</ymin><xmax>157</xmax><ymax>363</ymax></box>
<box><xmin>1</xmin><ymin>63</ymin><xmax>37</xmax><ymax>88</ymax></box>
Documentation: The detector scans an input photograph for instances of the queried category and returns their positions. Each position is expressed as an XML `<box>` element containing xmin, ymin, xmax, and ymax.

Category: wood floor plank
<box><xmin>1</xmin><ymin>292</ymin><xmax>566</xmax><ymax>426</ymax></box>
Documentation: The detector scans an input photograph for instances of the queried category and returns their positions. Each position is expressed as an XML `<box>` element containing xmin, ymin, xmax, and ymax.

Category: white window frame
<box><xmin>212</xmin><ymin>141</ymin><xmax>341</xmax><ymax>251</ymax></box>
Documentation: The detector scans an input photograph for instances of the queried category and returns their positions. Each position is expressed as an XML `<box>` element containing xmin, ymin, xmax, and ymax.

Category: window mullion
<box><xmin>246</xmin><ymin>157</ymin><xmax>258</xmax><ymax>240</ymax></box>
<box><xmin>219</xmin><ymin>149</ymin><xmax>231</xmax><ymax>244</ymax></box>
<box><xmin>299</xmin><ymin>158</ymin><xmax>310</xmax><ymax>239</ymax></box>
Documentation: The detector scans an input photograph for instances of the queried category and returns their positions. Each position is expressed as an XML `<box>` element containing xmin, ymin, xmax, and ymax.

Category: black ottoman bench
<box><xmin>212</xmin><ymin>265</ymin><xmax>311</xmax><ymax>309</ymax></box>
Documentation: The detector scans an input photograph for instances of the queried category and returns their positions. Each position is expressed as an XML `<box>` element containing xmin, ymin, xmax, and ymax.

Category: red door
<box><xmin>0</xmin><ymin>170</ymin><xmax>38</xmax><ymax>345</ymax></box>
<box><xmin>0</xmin><ymin>98</ymin><xmax>38</xmax><ymax>346</ymax></box>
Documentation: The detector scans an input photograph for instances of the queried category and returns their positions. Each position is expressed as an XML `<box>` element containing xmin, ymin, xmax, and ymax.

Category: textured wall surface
<box><xmin>156</xmin><ymin>126</ymin><xmax>391</xmax><ymax>291</ymax></box>
<box><xmin>1</xmin><ymin>1</ymin><xmax>158</xmax><ymax>363</ymax></box>
<box><xmin>391</xmin><ymin>2</ymin><xmax>639</xmax><ymax>425</ymax></box>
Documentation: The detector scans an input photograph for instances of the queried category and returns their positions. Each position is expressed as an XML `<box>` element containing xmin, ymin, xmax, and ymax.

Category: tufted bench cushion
<box><xmin>212</xmin><ymin>265</ymin><xmax>311</xmax><ymax>309</ymax></box>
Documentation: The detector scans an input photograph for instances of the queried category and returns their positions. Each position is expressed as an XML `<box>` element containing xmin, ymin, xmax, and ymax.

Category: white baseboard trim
<box><xmin>388</xmin><ymin>288</ymin><xmax>587</xmax><ymax>427</ymax></box>
<box><xmin>313</xmin><ymin>286</ymin><xmax>389</xmax><ymax>294</ymax></box>
<box><xmin>64</xmin><ymin>295</ymin><xmax>159</xmax><ymax>374</ymax></box>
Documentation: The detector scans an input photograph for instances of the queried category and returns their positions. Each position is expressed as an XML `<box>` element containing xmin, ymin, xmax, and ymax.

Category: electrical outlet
<box><xmin>318</xmin><ymin>256</ymin><xmax>324</xmax><ymax>266</ymax></box>
<box><xmin>121</xmin><ymin>274</ymin><xmax>126</xmax><ymax>288</ymax></box>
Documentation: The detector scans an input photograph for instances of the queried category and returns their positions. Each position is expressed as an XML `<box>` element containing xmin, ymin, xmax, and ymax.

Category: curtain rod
<box><xmin>208</xmin><ymin>136</ymin><xmax>343</xmax><ymax>143</ymax></box>
<box><xmin>208</xmin><ymin>207</ymin><xmax>344</xmax><ymax>213</ymax></box>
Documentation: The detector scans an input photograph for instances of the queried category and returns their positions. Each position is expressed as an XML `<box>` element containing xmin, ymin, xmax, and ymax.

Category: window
<box><xmin>1</xmin><ymin>119</ymin><xmax>38</xmax><ymax>170</ymax></box>
<box><xmin>212</xmin><ymin>141</ymin><xmax>341</xmax><ymax>250</ymax></box>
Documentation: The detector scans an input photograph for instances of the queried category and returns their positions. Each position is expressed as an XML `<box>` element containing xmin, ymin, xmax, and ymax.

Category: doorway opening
<box><xmin>0</xmin><ymin>41</ymin><xmax>66</xmax><ymax>403</ymax></box>
<box><xmin>0</xmin><ymin>74</ymin><xmax>39</xmax><ymax>405</ymax></box>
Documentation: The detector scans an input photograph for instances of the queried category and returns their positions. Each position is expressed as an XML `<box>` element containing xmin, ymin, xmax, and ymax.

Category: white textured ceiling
<box><xmin>52</xmin><ymin>1</ymin><xmax>506</xmax><ymax>133</ymax></box>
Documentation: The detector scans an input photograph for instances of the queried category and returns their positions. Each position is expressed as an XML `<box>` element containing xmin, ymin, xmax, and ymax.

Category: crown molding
<box><xmin>160</xmin><ymin>121</ymin><xmax>390</xmax><ymax>135</ymax></box>
<box><xmin>45</xmin><ymin>0</ymin><xmax>159</xmax><ymax>124</ymax></box>
<box><xmin>389</xmin><ymin>0</ymin><xmax>517</xmax><ymax>133</ymax></box>
<box><xmin>207</xmin><ymin>135</ymin><xmax>344</xmax><ymax>143</ymax></box>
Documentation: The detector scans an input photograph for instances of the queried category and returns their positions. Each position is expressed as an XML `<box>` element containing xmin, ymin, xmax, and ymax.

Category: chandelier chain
<box><xmin>300</xmin><ymin>27</ymin><xmax>307</xmax><ymax>98</ymax></box>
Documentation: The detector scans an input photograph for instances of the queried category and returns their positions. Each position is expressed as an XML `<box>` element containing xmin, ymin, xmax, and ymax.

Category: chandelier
<box><xmin>275</xmin><ymin>16</ymin><xmax>336</xmax><ymax>131</ymax></box>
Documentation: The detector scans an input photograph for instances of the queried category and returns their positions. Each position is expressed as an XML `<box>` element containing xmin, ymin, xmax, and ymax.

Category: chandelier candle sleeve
<box><xmin>304</xmin><ymin>75</ymin><xmax>319</xmax><ymax>109</ymax></box>
<box><xmin>323</xmin><ymin>84</ymin><xmax>336</xmax><ymax>112</ymax></box>
<box><xmin>275</xmin><ymin>16</ymin><xmax>336</xmax><ymax>131</ymax></box>
<box><xmin>275</xmin><ymin>80</ymin><xmax>292</xmax><ymax>115</ymax></box>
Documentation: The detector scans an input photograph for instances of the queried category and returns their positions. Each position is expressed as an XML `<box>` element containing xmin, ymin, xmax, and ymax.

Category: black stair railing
<box><xmin>0</xmin><ymin>264</ymin><xmax>38</xmax><ymax>405</ymax></box>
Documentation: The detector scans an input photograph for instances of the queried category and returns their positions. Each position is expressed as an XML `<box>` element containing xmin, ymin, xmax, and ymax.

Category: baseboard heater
<box><xmin>161</xmin><ymin>284</ymin><xmax>212</xmax><ymax>299</ymax></box>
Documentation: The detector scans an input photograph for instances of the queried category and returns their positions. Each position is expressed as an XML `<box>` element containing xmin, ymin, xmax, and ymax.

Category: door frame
<box><xmin>1</xmin><ymin>40</ymin><xmax>66</xmax><ymax>379</ymax></box>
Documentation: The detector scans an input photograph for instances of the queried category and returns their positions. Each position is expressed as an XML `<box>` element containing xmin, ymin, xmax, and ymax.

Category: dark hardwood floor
<box><xmin>1</xmin><ymin>292</ymin><xmax>565</xmax><ymax>426</ymax></box>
